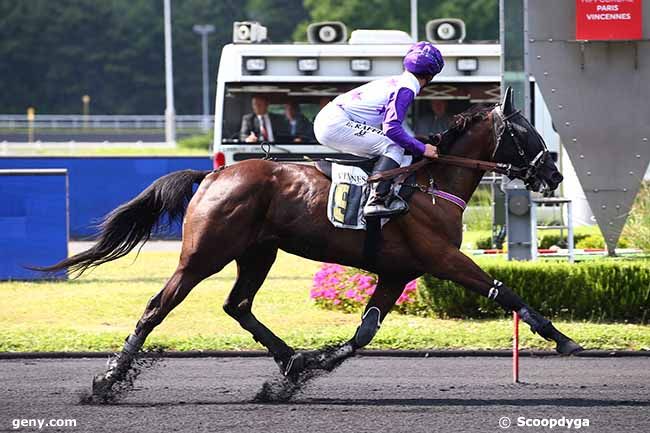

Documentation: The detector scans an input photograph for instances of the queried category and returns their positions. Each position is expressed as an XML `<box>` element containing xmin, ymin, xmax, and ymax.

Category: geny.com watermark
<box><xmin>11</xmin><ymin>419</ymin><xmax>77</xmax><ymax>430</ymax></box>
<box><xmin>499</xmin><ymin>416</ymin><xmax>590</xmax><ymax>429</ymax></box>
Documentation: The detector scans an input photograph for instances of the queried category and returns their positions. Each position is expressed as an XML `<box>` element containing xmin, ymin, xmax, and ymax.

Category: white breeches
<box><xmin>313</xmin><ymin>103</ymin><xmax>405</xmax><ymax>165</ymax></box>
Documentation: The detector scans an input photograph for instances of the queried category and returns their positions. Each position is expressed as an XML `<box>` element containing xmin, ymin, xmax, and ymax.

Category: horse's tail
<box><xmin>34</xmin><ymin>169</ymin><xmax>211</xmax><ymax>276</ymax></box>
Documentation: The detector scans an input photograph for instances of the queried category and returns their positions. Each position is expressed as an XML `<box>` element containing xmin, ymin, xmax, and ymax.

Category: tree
<box><xmin>0</xmin><ymin>0</ymin><xmax>244</xmax><ymax>114</ymax></box>
<box><xmin>246</xmin><ymin>0</ymin><xmax>309</xmax><ymax>42</ymax></box>
<box><xmin>0</xmin><ymin>0</ymin><xmax>497</xmax><ymax>114</ymax></box>
<box><xmin>295</xmin><ymin>0</ymin><xmax>498</xmax><ymax>42</ymax></box>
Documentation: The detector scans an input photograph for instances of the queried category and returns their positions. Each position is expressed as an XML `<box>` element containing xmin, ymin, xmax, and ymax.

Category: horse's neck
<box><xmin>432</xmin><ymin>165</ymin><xmax>484</xmax><ymax>204</ymax></box>
<box><xmin>432</xmin><ymin>122</ymin><xmax>494</xmax><ymax>203</ymax></box>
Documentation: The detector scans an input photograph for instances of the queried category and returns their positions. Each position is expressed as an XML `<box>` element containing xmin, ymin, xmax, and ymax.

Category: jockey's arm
<box><xmin>383</xmin><ymin>88</ymin><xmax>438</xmax><ymax>159</ymax></box>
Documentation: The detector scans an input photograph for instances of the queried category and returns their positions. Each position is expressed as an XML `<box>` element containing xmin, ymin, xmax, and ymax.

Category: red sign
<box><xmin>576</xmin><ymin>0</ymin><xmax>643</xmax><ymax>40</ymax></box>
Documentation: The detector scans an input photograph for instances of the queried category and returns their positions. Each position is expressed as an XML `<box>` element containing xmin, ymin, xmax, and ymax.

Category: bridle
<box><xmin>491</xmin><ymin>105</ymin><xmax>550</xmax><ymax>187</ymax></box>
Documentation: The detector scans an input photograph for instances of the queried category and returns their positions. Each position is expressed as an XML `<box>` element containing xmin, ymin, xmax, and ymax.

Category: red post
<box><xmin>513</xmin><ymin>311</ymin><xmax>520</xmax><ymax>383</ymax></box>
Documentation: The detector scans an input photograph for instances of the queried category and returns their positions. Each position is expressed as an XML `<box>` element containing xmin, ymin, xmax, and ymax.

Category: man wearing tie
<box><xmin>239</xmin><ymin>95</ymin><xmax>289</xmax><ymax>143</ymax></box>
<box><xmin>284</xmin><ymin>102</ymin><xmax>315</xmax><ymax>142</ymax></box>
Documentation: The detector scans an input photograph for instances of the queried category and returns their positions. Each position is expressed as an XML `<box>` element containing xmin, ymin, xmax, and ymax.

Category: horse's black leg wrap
<box><xmin>353</xmin><ymin>306</ymin><xmax>382</xmax><ymax>348</ymax></box>
<box><xmin>487</xmin><ymin>280</ymin><xmax>582</xmax><ymax>354</ymax></box>
<box><xmin>517</xmin><ymin>306</ymin><xmax>552</xmax><ymax>336</ymax></box>
<box><xmin>487</xmin><ymin>280</ymin><xmax>526</xmax><ymax>311</ymax></box>
<box><xmin>488</xmin><ymin>280</ymin><xmax>550</xmax><ymax>335</ymax></box>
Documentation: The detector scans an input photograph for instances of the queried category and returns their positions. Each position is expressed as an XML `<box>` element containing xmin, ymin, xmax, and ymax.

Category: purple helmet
<box><xmin>403</xmin><ymin>41</ymin><xmax>444</xmax><ymax>76</ymax></box>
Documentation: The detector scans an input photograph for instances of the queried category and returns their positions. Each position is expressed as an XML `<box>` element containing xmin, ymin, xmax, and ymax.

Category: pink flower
<box><xmin>327</xmin><ymin>277</ymin><xmax>340</xmax><ymax>285</ymax></box>
<box><xmin>404</xmin><ymin>280</ymin><xmax>417</xmax><ymax>292</ymax></box>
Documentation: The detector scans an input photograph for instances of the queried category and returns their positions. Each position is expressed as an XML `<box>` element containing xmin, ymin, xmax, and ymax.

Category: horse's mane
<box><xmin>437</xmin><ymin>104</ymin><xmax>493</xmax><ymax>153</ymax></box>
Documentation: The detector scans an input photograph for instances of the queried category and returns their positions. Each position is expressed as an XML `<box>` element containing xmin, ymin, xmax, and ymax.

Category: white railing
<box><xmin>0</xmin><ymin>115</ymin><xmax>213</xmax><ymax>130</ymax></box>
<box><xmin>0</xmin><ymin>141</ymin><xmax>176</xmax><ymax>155</ymax></box>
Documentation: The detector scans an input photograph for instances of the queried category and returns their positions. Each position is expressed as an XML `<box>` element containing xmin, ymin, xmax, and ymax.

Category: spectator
<box><xmin>284</xmin><ymin>102</ymin><xmax>315</xmax><ymax>142</ymax></box>
<box><xmin>415</xmin><ymin>99</ymin><xmax>451</xmax><ymax>137</ymax></box>
<box><xmin>239</xmin><ymin>95</ymin><xmax>289</xmax><ymax>142</ymax></box>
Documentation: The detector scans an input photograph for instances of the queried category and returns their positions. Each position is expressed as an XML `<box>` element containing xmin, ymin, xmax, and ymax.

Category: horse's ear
<box><xmin>502</xmin><ymin>86</ymin><xmax>515</xmax><ymax>115</ymax></box>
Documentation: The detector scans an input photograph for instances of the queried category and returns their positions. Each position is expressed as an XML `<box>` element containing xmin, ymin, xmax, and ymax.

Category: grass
<box><xmin>1</xmin><ymin>250</ymin><xmax>649</xmax><ymax>353</ymax></box>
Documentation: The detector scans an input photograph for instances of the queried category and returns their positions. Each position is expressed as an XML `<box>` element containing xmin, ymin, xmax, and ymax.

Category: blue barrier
<box><xmin>0</xmin><ymin>169</ymin><xmax>68</xmax><ymax>280</ymax></box>
<box><xmin>0</xmin><ymin>157</ymin><xmax>211</xmax><ymax>239</ymax></box>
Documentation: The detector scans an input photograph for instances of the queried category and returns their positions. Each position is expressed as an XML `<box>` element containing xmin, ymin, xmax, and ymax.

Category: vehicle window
<box><xmin>220</xmin><ymin>82</ymin><xmax>499</xmax><ymax>144</ymax></box>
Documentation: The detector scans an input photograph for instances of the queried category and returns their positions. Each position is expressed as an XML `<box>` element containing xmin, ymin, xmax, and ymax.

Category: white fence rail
<box><xmin>0</xmin><ymin>115</ymin><xmax>212</xmax><ymax>130</ymax></box>
<box><xmin>0</xmin><ymin>141</ymin><xmax>175</xmax><ymax>155</ymax></box>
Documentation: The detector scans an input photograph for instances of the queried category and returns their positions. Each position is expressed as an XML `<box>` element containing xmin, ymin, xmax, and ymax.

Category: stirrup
<box><xmin>363</xmin><ymin>194</ymin><xmax>408</xmax><ymax>218</ymax></box>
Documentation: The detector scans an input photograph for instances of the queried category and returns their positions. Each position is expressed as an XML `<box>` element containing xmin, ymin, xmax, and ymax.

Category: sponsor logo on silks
<box><xmin>345</xmin><ymin>121</ymin><xmax>385</xmax><ymax>137</ymax></box>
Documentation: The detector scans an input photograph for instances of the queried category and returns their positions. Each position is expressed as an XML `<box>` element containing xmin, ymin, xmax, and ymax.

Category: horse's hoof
<box><xmin>283</xmin><ymin>353</ymin><xmax>306</xmax><ymax>380</ymax></box>
<box><xmin>556</xmin><ymin>339</ymin><xmax>584</xmax><ymax>355</ymax></box>
<box><xmin>92</xmin><ymin>373</ymin><xmax>114</xmax><ymax>399</ymax></box>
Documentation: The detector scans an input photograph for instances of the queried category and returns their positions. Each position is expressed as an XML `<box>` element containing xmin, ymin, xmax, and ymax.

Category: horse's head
<box><xmin>492</xmin><ymin>87</ymin><xmax>563</xmax><ymax>193</ymax></box>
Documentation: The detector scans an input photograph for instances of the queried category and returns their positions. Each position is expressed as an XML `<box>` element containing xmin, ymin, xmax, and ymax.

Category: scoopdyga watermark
<box><xmin>499</xmin><ymin>416</ymin><xmax>590</xmax><ymax>429</ymax></box>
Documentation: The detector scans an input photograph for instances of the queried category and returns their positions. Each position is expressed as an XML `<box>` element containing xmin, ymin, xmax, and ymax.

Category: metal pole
<box><xmin>193</xmin><ymin>24</ymin><xmax>215</xmax><ymax>132</ymax></box>
<box><xmin>201</xmin><ymin>33</ymin><xmax>209</xmax><ymax>131</ymax></box>
<box><xmin>164</xmin><ymin>0</ymin><xmax>176</xmax><ymax>145</ymax></box>
<box><xmin>567</xmin><ymin>201</ymin><xmax>574</xmax><ymax>263</ymax></box>
<box><xmin>501</xmin><ymin>0</ymin><xmax>533</xmax><ymax>261</ymax></box>
<box><xmin>513</xmin><ymin>311</ymin><xmax>520</xmax><ymax>383</ymax></box>
<box><xmin>530</xmin><ymin>201</ymin><xmax>538</xmax><ymax>260</ymax></box>
<box><xmin>410</xmin><ymin>0</ymin><xmax>418</xmax><ymax>41</ymax></box>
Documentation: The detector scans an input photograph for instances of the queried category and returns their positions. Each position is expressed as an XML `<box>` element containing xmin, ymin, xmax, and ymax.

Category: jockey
<box><xmin>314</xmin><ymin>41</ymin><xmax>444</xmax><ymax>218</ymax></box>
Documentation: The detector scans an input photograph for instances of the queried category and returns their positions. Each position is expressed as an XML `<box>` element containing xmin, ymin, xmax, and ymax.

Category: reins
<box><xmin>368</xmin><ymin>153</ymin><xmax>521</xmax><ymax>183</ymax></box>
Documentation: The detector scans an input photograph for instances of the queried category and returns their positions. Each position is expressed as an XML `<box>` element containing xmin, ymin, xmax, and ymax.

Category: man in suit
<box><xmin>284</xmin><ymin>102</ymin><xmax>315</xmax><ymax>142</ymax></box>
<box><xmin>414</xmin><ymin>99</ymin><xmax>451</xmax><ymax>137</ymax></box>
<box><xmin>239</xmin><ymin>95</ymin><xmax>290</xmax><ymax>142</ymax></box>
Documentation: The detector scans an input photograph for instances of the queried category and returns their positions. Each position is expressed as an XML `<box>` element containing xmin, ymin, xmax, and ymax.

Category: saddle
<box><xmin>315</xmin><ymin>156</ymin><xmax>418</xmax><ymax>230</ymax></box>
<box><xmin>315</xmin><ymin>156</ymin><xmax>378</xmax><ymax>179</ymax></box>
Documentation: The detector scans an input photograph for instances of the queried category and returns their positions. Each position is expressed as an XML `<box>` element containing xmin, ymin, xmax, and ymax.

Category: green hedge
<box><xmin>416</xmin><ymin>259</ymin><xmax>650</xmax><ymax>323</ymax></box>
<box><xmin>178</xmin><ymin>132</ymin><xmax>212</xmax><ymax>150</ymax></box>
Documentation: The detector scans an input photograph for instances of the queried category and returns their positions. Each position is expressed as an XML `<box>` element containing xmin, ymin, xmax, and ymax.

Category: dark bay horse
<box><xmin>40</xmin><ymin>89</ymin><xmax>581</xmax><ymax>396</ymax></box>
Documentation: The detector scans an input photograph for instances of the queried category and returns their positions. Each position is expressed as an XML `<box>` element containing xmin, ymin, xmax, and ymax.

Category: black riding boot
<box><xmin>363</xmin><ymin>156</ymin><xmax>407</xmax><ymax>218</ymax></box>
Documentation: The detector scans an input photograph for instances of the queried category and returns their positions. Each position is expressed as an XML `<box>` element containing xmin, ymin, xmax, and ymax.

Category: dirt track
<box><xmin>1</xmin><ymin>356</ymin><xmax>649</xmax><ymax>433</ymax></box>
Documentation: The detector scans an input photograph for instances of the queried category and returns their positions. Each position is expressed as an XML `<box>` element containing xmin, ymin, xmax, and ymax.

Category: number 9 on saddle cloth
<box><xmin>316</xmin><ymin>156</ymin><xmax>416</xmax><ymax>230</ymax></box>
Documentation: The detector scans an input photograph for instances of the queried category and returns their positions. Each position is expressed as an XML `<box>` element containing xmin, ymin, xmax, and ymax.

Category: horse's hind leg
<box><xmin>93</xmin><ymin>255</ymin><xmax>218</xmax><ymax>396</ymax></box>
<box><xmin>222</xmin><ymin>244</ymin><xmax>297</xmax><ymax>373</ymax></box>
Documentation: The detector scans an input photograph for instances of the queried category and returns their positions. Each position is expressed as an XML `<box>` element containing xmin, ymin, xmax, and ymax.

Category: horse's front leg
<box><xmin>431</xmin><ymin>246</ymin><xmax>583</xmax><ymax>354</ymax></box>
<box><xmin>287</xmin><ymin>274</ymin><xmax>411</xmax><ymax>376</ymax></box>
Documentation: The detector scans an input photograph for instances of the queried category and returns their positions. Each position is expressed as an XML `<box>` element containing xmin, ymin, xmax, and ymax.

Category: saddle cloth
<box><xmin>321</xmin><ymin>156</ymin><xmax>413</xmax><ymax>230</ymax></box>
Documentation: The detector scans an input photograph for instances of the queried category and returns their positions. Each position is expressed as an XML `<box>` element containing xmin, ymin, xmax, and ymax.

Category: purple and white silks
<box><xmin>331</xmin><ymin>71</ymin><xmax>427</xmax><ymax>157</ymax></box>
<box><xmin>383</xmin><ymin>88</ymin><xmax>426</xmax><ymax>156</ymax></box>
